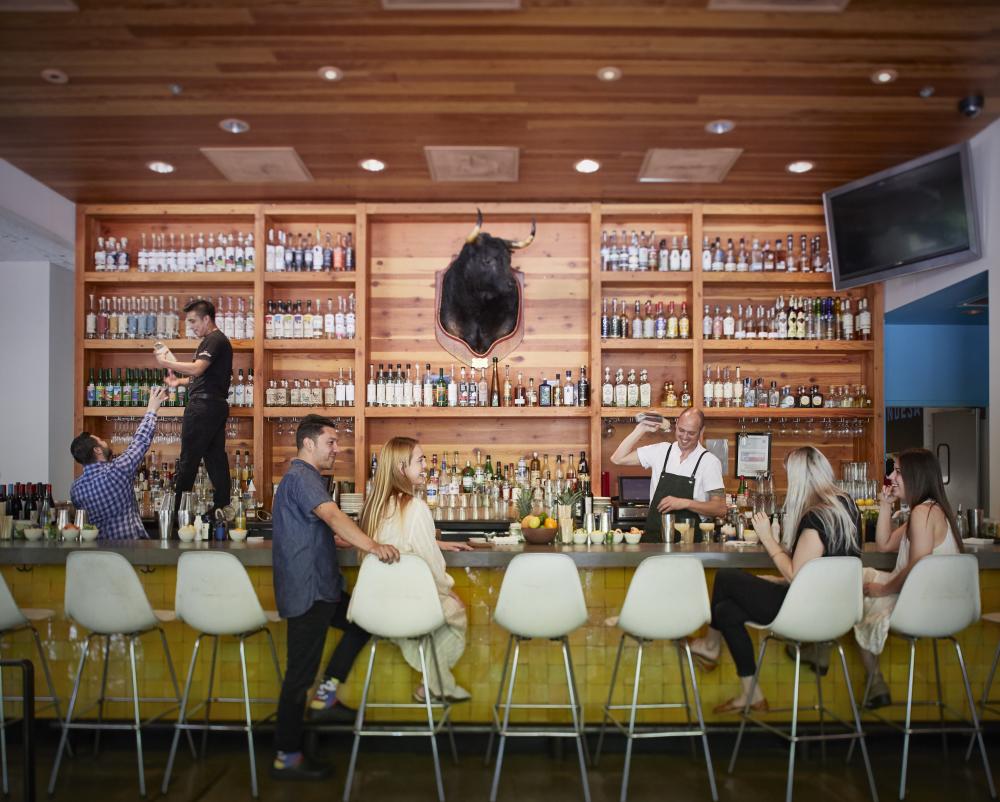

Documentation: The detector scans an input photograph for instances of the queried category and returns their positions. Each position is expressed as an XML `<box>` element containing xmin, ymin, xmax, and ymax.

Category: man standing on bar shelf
<box><xmin>611</xmin><ymin>407</ymin><xmax>726</xmax><ymax>542</ymax></box>
<box><xmin>271</xmin><ymin>414</ymin><xmax>399</xmax><ymax>781</ymax></box>
<box><xmin>154</xmin><ymin>298</ymin><xmax>232</xmax><ymax>515</ymax></box>
<box><xmin>69</xmin><ymin>386</ymin><xmax>167</xmax><ymax>540</ymax></box>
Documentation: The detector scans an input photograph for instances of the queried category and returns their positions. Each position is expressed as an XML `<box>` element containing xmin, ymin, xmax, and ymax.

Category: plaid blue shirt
<box><xmin>71</xmin><ymin>411</ymin><xmax>156</xmax><ymax>540</ymax></box>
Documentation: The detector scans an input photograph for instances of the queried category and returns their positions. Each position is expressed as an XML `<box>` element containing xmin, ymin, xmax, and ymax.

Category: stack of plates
<box><xmin>339</xmin><ymin>492</ymin><xmax>364</xmax><ymax>515</ymax></box>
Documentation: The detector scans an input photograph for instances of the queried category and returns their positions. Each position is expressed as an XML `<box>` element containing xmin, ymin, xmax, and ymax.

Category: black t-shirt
<box><xmin>188</xmin><ymin>329</ymin><xmax>232</xmax><ymax>401</ymax></box>
<box><xmin>794</xmin><ymin>495</ymin><xmax>860</xmax><ymax>557</ymax></box>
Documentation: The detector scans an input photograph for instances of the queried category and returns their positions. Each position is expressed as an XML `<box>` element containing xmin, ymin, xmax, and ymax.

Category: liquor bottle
<box><xmin>576</xmin><ymin>366</ymin><xmax>589</xmax><ymax>407</ymax></box>
<box><xmin>723</xmin><ymin>305</ymin><xmax>735</xmax><ymax>339</ymax></box>
<box><xmin>563</xmin><ymin>369</ymin><xmax>574</xmax><ymax>407</ymax></box>
<box><xmin>503</xmin><ymin>364</ymin><xmax>513</xmax><ymax>407</ymax></box>
<box><xmin>613</xmin><ymin>369</ymin><xmax>627</xmax><ymax>408</ymax></box>
<box><xmin>601</xmin><ymin>367</ymin><xmax>613</xmax><ymax>408</ymax></box>
<box><xmin>539</xmin><ymin>374</ymin><xmax>552</xmax><ymax>407</ymax></box>
<box><xmin>711</xmin><ymin>237</ymin><xmax>725</xmax><ymax>272</ymax></box>
<box><xmin>632</xmin><ymin>300</ymin><xmax>643</xmax><ymax>339</ymax></box>
<box><xmin>626</xmin><ymin>369</ymin><xmax>639</xmax><ymax>407</ymax></box>
<box><xmin>702</xmin><ymin>304</ymin><xmax>712</xmax><ymax>339</ymax></box>
<box><xmin>763</xmin><ymin>240</ymin><xmax>775</xmax><ymax>271</ymax></box>
<box><xmin>701</xmin><ymin>236</ymin><xmax>712</xmax><ymax>271</ymax></box>
<box><xmin>458</xmin><ymin>367</ymin><xmax>469</xmax><ymax>407</ymax></box>
<box><xmin>669</xmin><ymin>236</ymin><xmax>681</xmax><ymax>271</ymax></box>
<box><xmin>712</xmin><ymin>305</ymin><xmax>723</xmax><ymax>340</ymax></box>
<box><xmin>601</xmin><ymin>297</ymin><xmax>610</xmax><ymax>338</ymax></box>
<box><xmin>703</xmin><ymin>365</ymin><xmax>714</xmax><ymax>408</ymax></box>
<box><xmin>857</xmin><ymin>298</ymin><xmax>871</xmax><ymax>340</ymax></box>
<box><xmin>680</xmin><ymin>235</ymin><xmax>691</xmax><ymax>271</ymax></box>
<box><xmin>609</xmin><ymin>298</ymin><xmax>621</xmax><ymax>338</ymax></box>
<box><xmin>515</xmin><ymin>372</ymin><xmax>527</xmax><ymax>407</ymax></box>
<box><xmin>642</xmin><ymin>300</ymin><xmax>655</xmax><ymax>339</ymax></box>
<box><xmin>680</xmin><ymin>380</ymin><xmax>692</xmax><ymax>407</ymax></box>
<box><xmin>841</xmin><ymin>299</ymin><xmax>854</xmax><ymax>340</ymax></box>
<box><xmin>638</xmin><ymin>369</ymin><xmax>651</xmax><ymax>408</ymax></box>
<box><xmin>447</xmin><ymin>364</ymin><xmax>458</xmax><ymax>407</ymax></box>
<box><xmin>435</xmin><ymin>368</ymin><xmax>448</xmax><ymax>407</ymax></box>
<box><xmin>737</xmin><ymin>237</ymin><xmax>748</xmax><ymax>272</ymax></box>
<box><xmin>552</xmin><ymin>374</ymin><xmax>562</xmax><ymax>406</ymax></box>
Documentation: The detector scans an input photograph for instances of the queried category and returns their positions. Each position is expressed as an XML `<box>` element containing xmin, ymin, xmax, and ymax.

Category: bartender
<box><xmin>155</xmin><ymin>298</ymin><xmax>232</xmax><ymax>514</ymax></box>
<box><xmin>611</xmin><ymin>407</ymin><xmax>726</xmax><ymax>542</ymax></box>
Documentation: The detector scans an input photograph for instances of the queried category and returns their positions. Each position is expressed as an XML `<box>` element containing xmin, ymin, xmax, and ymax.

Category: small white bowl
<box><xmin>80</xmin><ymin>527</ymin><xmax>98</xmax><ymax>542</ymax></box>
<box><xmin>572</xmin><ymin>531</ymin><xmax>589</xmax><ymax>545</ymax></box>
<box><xmin>611</xmin><ymin>530</ymin><xmax>625</xmax><ymax>545</ymax></box>
<box><xmin>624</xmin><ymin>531</ymin><xmax>642</xmax><ymax>545</ymax></box>
<box><xmin>589</xmin><ymin>530</ymin><xmax>606</xmax><ymax>545</ymax></box>
<box><xmin>229</xmin><ymin>528</ymin><xmax>247</xmax><ymax>542</ymax></box>
<box><xmin>24</xmin><ymin>527</ymin><xmax>44</xmax><ymax>542</ymax></box>
<box><xmin>60</xmin><ymin>526</ymin><xmax>80</xmax><ymax>541</ymax></box>
<box><xmin>177</xmin><ymin>526</ymin><xmax>196</xmax><ymax>543</ymax></box>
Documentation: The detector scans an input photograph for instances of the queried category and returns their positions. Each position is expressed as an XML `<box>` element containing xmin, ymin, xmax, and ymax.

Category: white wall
<box><xmin>884</xmin><ymin>119</ymin><xmax>1000</xmax><ymax>516</ymax></box>
<box><xmin>0</xmin><ymin>161</ymin><xmax>76</xmax><ymax>499</ymax></box>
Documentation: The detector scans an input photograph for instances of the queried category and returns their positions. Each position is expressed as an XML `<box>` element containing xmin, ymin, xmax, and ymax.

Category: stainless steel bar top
<box><xmin>1</xmin><ymin>539</ymin><xmax>999</xmax><ymax>570</ymax></box>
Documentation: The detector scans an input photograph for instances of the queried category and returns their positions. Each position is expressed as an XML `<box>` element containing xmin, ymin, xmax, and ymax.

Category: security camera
<box><xmin>958</xmin><ymin>94</ymin><xmax>984</xmax><ymax>118</ymax></box>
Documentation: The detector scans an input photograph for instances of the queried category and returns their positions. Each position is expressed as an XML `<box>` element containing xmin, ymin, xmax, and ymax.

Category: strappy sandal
<box><xmin>685</xmin><ymin>638</ymin><xmax>719</xmax><ymax>672</ymax></box>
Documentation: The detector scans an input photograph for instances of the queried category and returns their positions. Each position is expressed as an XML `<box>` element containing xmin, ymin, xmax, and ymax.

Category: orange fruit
<box><xmin>544</xmin><ymin>517</ymin><xmax>558</xmax><ymax>528</ymax></box>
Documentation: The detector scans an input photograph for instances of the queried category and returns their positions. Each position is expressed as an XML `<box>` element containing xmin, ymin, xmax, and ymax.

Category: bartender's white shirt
<box><xmin>636</xmin><ymin>441</ymin><xmax>725</xmax><ymax>504</ymax></box>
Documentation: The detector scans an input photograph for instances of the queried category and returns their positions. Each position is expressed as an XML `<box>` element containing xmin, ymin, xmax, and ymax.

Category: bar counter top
<box><xmin>3</xmin><ymin>538</ymin><xmax>1000</xmax><ymax>569</ymax></box>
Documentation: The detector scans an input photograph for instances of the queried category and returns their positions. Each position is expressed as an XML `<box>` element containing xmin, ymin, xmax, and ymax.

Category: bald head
<box><xmin>678</xmin><ymin>407</ymin><xmax>705</xmax><ymax>431</ymax></box>
<box><xmin>674</xmin><ymin>407</ymin><xmax>705</xmax><ymax>454</ymax></box>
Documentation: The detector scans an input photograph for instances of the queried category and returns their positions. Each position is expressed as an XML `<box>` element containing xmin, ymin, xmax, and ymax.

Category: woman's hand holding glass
<box><xmin>751</xmin><ymin>511</ymin><xmax>774</xmax><ymax>548</ymax></box>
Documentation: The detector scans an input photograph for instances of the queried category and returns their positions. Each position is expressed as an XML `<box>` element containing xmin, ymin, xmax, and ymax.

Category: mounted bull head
<box><xmin>437</xmin><ymin>209</ymin><xmax>536</xmax><ymax>357</ymax></box>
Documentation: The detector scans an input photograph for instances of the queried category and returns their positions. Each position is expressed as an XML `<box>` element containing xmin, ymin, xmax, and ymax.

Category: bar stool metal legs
<box><xmin>161</xmin><ymin>627</ymin><xmax>284</xmax><ymax>798</ymax></box>
<box><xmin>967</xmin><ymin>637</ymin><xmax>1000</xmax><ymax>761</ymax></box>
<box><xmin>729</xmin><ymin>636</ymin><xmax>878</xmax><ymax>802</ymax></box>
<box><xmin>487</xmin><ymin>634</ymin><xmax>590</xmax><ymax>802</ymax></box>
<box><xmin>48</xmin><ymin>627</ymin><xmax>190</xmax><ymax>797</ymax></box>
<box><xmin>594</xmin><ymin>635</ymin><xmax>716</xmax><ymax>802</ymax></box>
<box><xmin>342</xmin><ymin>635</ymin><xmax>457</xmax><ymax>802</ymax></box>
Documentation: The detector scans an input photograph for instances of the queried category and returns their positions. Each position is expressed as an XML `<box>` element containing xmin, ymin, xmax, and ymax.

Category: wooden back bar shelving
<box><xmin>74</xmin><ymin>203</ymin><xmax>884</xmax><ymax>508</ymax></box>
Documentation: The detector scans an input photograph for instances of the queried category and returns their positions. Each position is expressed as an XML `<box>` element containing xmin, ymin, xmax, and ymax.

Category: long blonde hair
<box><xmin>359</xmin><ymin>437</ymin><xmax>419</xmax><ymax>537</ymax></box>
<box><xmin>781</xmin><ymin>446</ymin><xmax>859</xmax><ymax>554</ymax></box>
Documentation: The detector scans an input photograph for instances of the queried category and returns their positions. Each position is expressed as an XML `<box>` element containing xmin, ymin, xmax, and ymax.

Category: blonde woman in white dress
<box><xmin>355</xmin><ymin>437</ymin><xmax>473</xmax><ymax>702</ymax></box>
<box><xmin>854</xmin><ymin>448</ymin><xmax>963</xmax><ymax>709</ymax></box>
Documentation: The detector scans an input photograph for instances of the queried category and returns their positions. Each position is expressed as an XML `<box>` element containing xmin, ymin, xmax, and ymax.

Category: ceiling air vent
<box><xmin>708</xmin><ymin>0</ymin><xmax>849</xmax><ymax>11</ymax></box>
<box><xmin>0</xmin><ymin>0</ymin><xmax>77</xmax><ymax>9</ymax></box>
<box><xmin>200</xmin><ymin>147</ymin><xmax>313</xmax><ymax>183</ymax></box>
<box><xmin>382</xmin><ymin>0</ymin><xmax>520</xmax><ymax>9</ymax></box>
<box><xmin>638</xmin><ymin>148</ymin><xmax>743</xmax><ymax>184</ymax></box>
<box><xmin>425</xmin><ymin>146</ymin><xmax>519</xmax><ymax>183</ymax></box>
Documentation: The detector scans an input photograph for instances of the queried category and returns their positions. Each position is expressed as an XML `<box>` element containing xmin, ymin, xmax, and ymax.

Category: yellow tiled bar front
<box><xmin>2</xmin><ymin>550</ymin><xmax>999</xmax><ymax>726</ymax></box>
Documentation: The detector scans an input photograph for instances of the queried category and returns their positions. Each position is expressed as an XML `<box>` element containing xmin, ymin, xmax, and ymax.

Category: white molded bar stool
<box><xmin>0</xmin><ymin>571</ymin><xmax>70</xmax><ymax>795</ymax></box>
<box><xmin>966</xmin><ymin>611</ymin><xmax>1000</xmax><ymax>761</ymax></box>
<box><xmin>855</xmin><ymin>554</ymin><xmax>994</xmax><ymax>800</ymax></box>
<box><xmin>595</xmin><ymin>556</ymin><xmax>717</xmax><ymax>802</ymax></box>
<box><xmin>485</xmin><ymin>552</ymin><xmax>590</xmax><ymax>802</ymax></box>
<box><xmin>343</xmin><ymin>554</ymin><xmax>458</xmax><ymax>802</ymax></box>
<box><xmin>728</xmin><ymin>556</ymin><xmax>878</xmax><ymax>802</ymax></box>
<box><xmin>161</xmin><ymin>551</ymin><xmax>284</xmax><ymax>798</ymax></box>
<box><xmin>48</xmin><ymin>551</ymin><xmax>191</xmax><ymax>797</ymax></box>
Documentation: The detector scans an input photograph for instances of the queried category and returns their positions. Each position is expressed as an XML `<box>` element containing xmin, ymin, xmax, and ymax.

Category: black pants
<box><xmin>174</xmin><ymin>397</ymin><xmax>231</xmax><ymax>512</ymax></box>
<box><xmin>274</xmin><ymin>596</ymin><xmax>370</xmax><ymax>753</ymax></box>
<box><xmin>710</xmin><ymin>568</ymin><xmax>789</xmax><ymax>678</ymax></box>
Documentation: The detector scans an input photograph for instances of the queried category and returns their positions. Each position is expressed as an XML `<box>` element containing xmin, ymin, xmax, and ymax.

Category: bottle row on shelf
<box><xmin>94</xmin><ymin>232</ymin><xmax>257</xmax><ymax>273</ymax></box>
<box><xmin>365</xmin><ymin>361</ymin><xmax>592</xmax><ymax>408</ymax></box>
<box><xmin>263</xmin><ymin>295</ymin><xmax>357</xmax><ymax>340</ymax></box>
<box><xmin>84</xmin><ymin>368</ymin><xmax>257</xmax><ymax>408</ymax></box>
<box><xmin>599</xmin><ymin>231</ymin><xmax>831</xmax><ymax>273</ymax></box>
<box><xmin>265</xmin><ymin>371</ymin><xmax>357</xmax><ymax>407</ymax></box>
<box><xmin>0</xmin><ymin>483</ymin><xmax>55</xmax><ymax>523</ymax></box>
<box><xmin>702</xmin><ymin>365</ymin><xmax>873</xmax><ymax>409</ymax></box>
<box><xmin>702</xmin><ymin>295</ymin><xmax>871</xmax><ymax>341</ymax></box>
<box><xmin>265</xmin><ymin>228</ymin><xmax>355</xmax><ymax>272</ymax></box>
<box><xmin>85</xmin><ymin>295</ymin><xmax>256</xmax><ymax>341</ymax></box>
<box><xmin>601</xmin><ymin>299</ymin><xmax>691</xmax><ymax>340</ymax></box>
<box><xmin>599</xmin><ymin>368</ymin><xmax>693</xmax><ymax>409</ymax></box>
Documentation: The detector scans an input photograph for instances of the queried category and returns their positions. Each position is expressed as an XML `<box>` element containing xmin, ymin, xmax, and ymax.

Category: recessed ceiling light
<box><xmin>359</xmin><ymin>158</ymin><xmax>386</xmax><ymax>172</ymax></box>
<box><xmin>871</xmin><ymin>68</ymin><xmax>898</xmax><ymax>84</ymax></box>
<box><xmin>919</xmin><ymin>85</ymin><xmax>935</xmax><ymax>98</ymax></box>
<box><xmin>786</xmin><ymin>160</ymin><xmax>814</xmax><ymax>174</ymax></box>
<box><xmin>705</xmin><ymin>119</ymin><xmax>735</xmax><ymax>135</ymax></box>
<box><xmin>574</xmin><ymin>159</ymin><xmax>601</xmax><ymax>174</ymax></box>
<box><xmin>597</xmin><ymin>66</ymin><xmax>622</xmax><ymax>82</ymax></box>
<box><xmin>168</xmin><ymin>83</ymin><xmax>183</xmax><ymax>95</ymax></box>
<box><xmin>318</xmin><ymin>66</ymin><xmax>343</xmax><ymax>82</ymax></box>
<box><xmin>40</xmin><ymin>68</ymin><xmax>68</xmax><ymax>84</ymax></box>
<box><xmin>146</xmin><ymin>161</ymin><xmax>175</xmax><ymax>174</ymax></box>
<box><xmin>219</xmin><ymin>118</ymin><xmax>250</xmax><ymax>134</ymax></box>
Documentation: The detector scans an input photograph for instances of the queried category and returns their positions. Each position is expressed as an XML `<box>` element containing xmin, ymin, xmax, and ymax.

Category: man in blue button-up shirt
<box><xmin>70</xmin><ymin>386</ymin><xmax>166</xmax><ymax>540</ymax></box>
<box><xmin>270</xmin><ymin>414</ymin><xmax>399</xmax><ymax>781</ymax></box>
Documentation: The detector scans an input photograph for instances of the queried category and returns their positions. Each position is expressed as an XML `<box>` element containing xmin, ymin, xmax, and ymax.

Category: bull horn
<box><xmin>465</xmin><ymin>208</ymin><xmax>483</xmax><ymax>243</ymax></box>
<box><xmin>507</xmin><ymin>218</ymin><xmax>536</xmax><ymax>250</ymax></box>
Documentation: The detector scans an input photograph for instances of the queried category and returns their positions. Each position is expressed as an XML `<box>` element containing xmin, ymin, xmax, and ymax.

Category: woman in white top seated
<box><xmin>356</xmin><ymin>436</ymin><xmax>472</xmax><ymax>702</ymax></box>
<box><xmin>854</xmin><ymin>448</ymin><xmax>963</xmax><ymax>709</ymax></box>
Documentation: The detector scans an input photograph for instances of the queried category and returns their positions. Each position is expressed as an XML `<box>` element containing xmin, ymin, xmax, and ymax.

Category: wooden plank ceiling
<box><xmin>0</xmin><ymin>0</ymin><xmax>997</xmax><ymax>204</ymax></box>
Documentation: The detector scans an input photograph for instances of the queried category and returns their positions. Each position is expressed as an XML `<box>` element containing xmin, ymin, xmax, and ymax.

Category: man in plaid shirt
<box><xmin>70</xmin><ymin>386</ymin><xmax>167</xmax><ymax>540</ymax></box>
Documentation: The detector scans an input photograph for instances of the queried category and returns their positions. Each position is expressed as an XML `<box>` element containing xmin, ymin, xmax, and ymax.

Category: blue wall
<box><xmin>884</xmin><ymin>324</ymin><xmax>988</xmax><ymax>407</ymax></box>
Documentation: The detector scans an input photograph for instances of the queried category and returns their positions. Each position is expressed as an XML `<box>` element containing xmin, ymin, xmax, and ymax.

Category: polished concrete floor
<box><xmin>8</xmin><ymin>724</ymin><xmax>997</xmax><ymax>801</ymax></box>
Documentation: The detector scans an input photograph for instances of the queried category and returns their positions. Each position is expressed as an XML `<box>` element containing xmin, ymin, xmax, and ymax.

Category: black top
<box><xmin>188</xmin><ymin>328</ymin><xmax>232</xmax><ymax>401</ymax></box>
<box><xmin>795</xmin><ymin>494</ymin><xmax>860</xmax><ymax>557</ymax></box>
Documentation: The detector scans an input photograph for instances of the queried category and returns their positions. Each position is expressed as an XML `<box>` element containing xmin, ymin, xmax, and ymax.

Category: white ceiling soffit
<box><xmin>0</xmin><ymin>0</ymin><xmax>77</xmax><ymax>9</ymax></box>
<box><xmin>425</xmin><ymin>146</ymin><xmax>519</xmax><ymax>183</ymax></box>
<box><xmin>383</xmin><ymin>0</ymin><xmax>520</xmax><ymax>9</ymax></box>
<box><xmin>638</xmin><ymin>148</ymin><xmax>743</xmax><ymax>184</ymax></box>
<box><xmin>200</xmin><ymin>147</ymin><xmax>313</xmax><ymax>183</ymax></box>
<box><xmin>708</xmin><ymin>0</ymin><xmax>849</xmax><ymax>11</ymax></box>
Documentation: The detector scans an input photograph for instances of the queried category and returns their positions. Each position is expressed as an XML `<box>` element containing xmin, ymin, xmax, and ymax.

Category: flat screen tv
<box><xmin>823</xmin><ymin>142</ymin><xmax>980</xmax><ymax>290</ymax></box>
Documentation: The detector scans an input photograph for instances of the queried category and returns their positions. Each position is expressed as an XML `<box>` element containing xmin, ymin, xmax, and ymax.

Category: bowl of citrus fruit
<box><xmin>520</xmin><ymin>513</ymin><xmax>559</xmax><ymax>545</ymax></box>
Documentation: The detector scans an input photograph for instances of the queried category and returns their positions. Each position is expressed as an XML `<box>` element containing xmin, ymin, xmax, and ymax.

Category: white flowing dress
<box><xmin>853</xmin><ymin>502</ymin><xmax>960</xmax><ymax>655</ymax></box>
